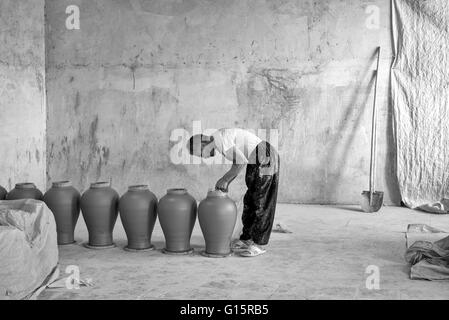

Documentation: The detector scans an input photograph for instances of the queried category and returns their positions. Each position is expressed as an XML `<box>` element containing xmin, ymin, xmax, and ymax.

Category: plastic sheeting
<box><xmin>406</xmin><ymin>236</ymin><xmax>449</xmax><ymax>281</ymax></box>
<box><xmin>391</xmin><ymin>0</ymin><xmax>449</xmax><ymax>211</ymax></box>
<box><xmin>0</xmin><ymin>200</ymin><xmax>59</xmax><ymax>300</ymax></box>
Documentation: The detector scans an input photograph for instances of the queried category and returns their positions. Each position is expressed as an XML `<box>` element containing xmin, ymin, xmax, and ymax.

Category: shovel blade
<box><xmin>361</xmin><ymin>191</ymin><xmax>384</xmax><ymax>213</ymax></box>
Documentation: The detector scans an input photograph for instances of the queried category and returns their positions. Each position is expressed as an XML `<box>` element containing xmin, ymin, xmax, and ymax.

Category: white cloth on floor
<box><xmin>0</xmin><ymin>199</ymin><xmax>59</xmax><ymax>299</ymax></box>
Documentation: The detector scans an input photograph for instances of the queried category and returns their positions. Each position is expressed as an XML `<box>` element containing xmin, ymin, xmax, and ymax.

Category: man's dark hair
<box><xmin>187</xmin><ymin>134</ymin><xmax>206</xmax><ymax>154</ymax></box>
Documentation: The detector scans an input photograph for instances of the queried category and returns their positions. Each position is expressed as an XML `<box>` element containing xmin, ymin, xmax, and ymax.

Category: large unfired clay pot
<box><xmin>198</xmin><ymin>190</ymin><xmax>237</xmax><ymax>257</ymax></box>
<box><xmin>0</xmin><ymin>186</ymin><xmax>6</xmax><ymax>200</ymax></box>
<box><xmin>119</xmin><ymin>185</ymin><xmax>158</xmax><ymax>251</ymax></box>
<box><xmin>158</xmin><ymin>188</ymin><xmax>197</xmax><ymax>254</ymax></box>
<box><xmin>6</xmin><ymin>183</ymin><xmax>43</xmax><ymax>200</ymax></box>
<box><xmin>43</xmin><ymin>181</ymin><xmax>80</xmax><ymax>245</ymax></box>
<box><xmin>80</xmin><ymin>181</ymin><xmax>119</xmax><ymax>249</ymax></box>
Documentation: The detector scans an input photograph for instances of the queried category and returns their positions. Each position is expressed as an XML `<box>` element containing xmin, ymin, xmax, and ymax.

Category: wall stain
<box><xmin>136</xmin><ymin>0</ymin><xmax>198</xmax><ymax>16</ymax></box>
<box><xmin>74</xmin><ymin>91</ymin><xmax>80</xmax><ymax>112</ymax></box>
<box><xmin>125</xmin><ymin>49</ymin><xmax>144</xmax><ymax>90</ymax></box>
<box><xmin>102</xmin><ymin>146</ymin><xmax>110</xmax><ymax>164</ymax></box>
<box><xmin>35</xmin><ymin>71</ymin><xmax>44</xmax><ymax>93</ymax></box>
<box><xmin>48</xmin><ymin>142</ymin><xmax>55</xmax><ymax>160</ymax></box>
<box><xmin>78</xmin><ymin>115</ymin><xmax>100</xmax><ymax>184</ymax></box>
<box><xmin>236</xmin><ymin>68</ymin><xmax>307</xmax><ymax>128</ymax></box>
<box><xmin>61</xmin><ymin>136</ymin><xmax>70</xmax><ymax>158</ymax></box>
<box><xmin>97</xmin><ymin>157</ymin><xmax>103</xmax><ymax>179</ymax></box>
<box><xmin>89</xmin><ymin>116</ymin><xmax>99</xmax><ymax>152</ymax></box>
<box><xmin>76</xmin><ymin>123</ymin><xmax>84</xmax><ymax>143</ymax></box>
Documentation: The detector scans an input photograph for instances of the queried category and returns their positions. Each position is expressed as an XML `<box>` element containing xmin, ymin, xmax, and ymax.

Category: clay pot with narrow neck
<box><xmin>80</xmin><ymin>181</ymin><xmax>119</xmax><ymax>249</ymax></box>
<box><xmin>198</xmin><ymin>190</ymin><xmax>237</xmax><ymax>257</ymax></box>
<box><xmin>6</xmin><ymin>183</ymin><xmax>43</xmax><ymax>200</ymax></box>
<box><xmin>0</xmin><ymin>186</ymin><xmax>6</xmax><ymax>200</ymax></box>
<box><xmin>158</xmin><ymin>188</ymin><xmax>197</xmax><ymax>254</ymax></box>
<box><xmin>119</xmin><ymin>185</ymin><xmax>158</xmax><ymax>251</ymax></box>
<box><xmin>43</xmin><ymin>181</ymin><xmax>80</xmax><ymax>245</ymax></box>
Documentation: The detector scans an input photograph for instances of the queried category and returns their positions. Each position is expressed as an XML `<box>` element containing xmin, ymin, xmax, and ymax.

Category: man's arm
<box><xmin>215</xmin><ymin>147</ymin><xmax>247</xmax><ymax>192</ymax></box>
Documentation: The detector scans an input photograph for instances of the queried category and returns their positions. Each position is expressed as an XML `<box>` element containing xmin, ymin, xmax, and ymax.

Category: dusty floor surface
<box><xmin>39</xmin><ymin>204</ymin><xmax>449</xmax><ymax>300</ymax></box>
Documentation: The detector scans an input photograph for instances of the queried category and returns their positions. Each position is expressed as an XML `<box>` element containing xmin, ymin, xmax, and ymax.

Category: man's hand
<box><xmin>215</xmin><ymin>177</ymin><xmax>230</xmax><ymax>192</ymax></box>
<box><xmin>215</xmin><ymin>163</ymin><xmax>245</xmax><ymax>192</ymax></box>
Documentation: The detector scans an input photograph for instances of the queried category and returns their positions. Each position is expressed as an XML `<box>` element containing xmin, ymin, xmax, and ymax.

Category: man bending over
<box><xmin>187</xmin><ymin>128</ymin><xmax>280</xmax><ymax>257</ymax></box>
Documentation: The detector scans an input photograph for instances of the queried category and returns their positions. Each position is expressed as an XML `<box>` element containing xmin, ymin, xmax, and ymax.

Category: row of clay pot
<box><xmin>0</xmin><ymin>182</ymin><xmax>237</xmax><ymax>257</ymax></box>
<box><xmin>0</xmin><ymin>183</ymin><xmax>44</xmax><ymax>201</ymax></box>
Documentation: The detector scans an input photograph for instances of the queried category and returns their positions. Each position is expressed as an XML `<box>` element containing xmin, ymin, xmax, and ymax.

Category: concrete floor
<box><xmin>39</xmin><ymin>204</ymin><xmax>449</xmax><ymax>300</ymax></box>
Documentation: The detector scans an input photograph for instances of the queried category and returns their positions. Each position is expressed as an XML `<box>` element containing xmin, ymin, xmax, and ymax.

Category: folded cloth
<box><xmin>405</xmin><ymin>235</ymin><xmax>449</xmax><ymax>281</ymax></box>
<box><xmin>418</xmin><ymin>199</ymin><xmax>449</xmax><ymax>214</ymax></box>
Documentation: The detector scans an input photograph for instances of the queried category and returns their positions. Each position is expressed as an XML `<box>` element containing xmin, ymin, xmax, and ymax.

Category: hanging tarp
<box><xmin>391</xmin><ymin>0</ymin><xmax>449</xmax><ymax>211</ymax></box>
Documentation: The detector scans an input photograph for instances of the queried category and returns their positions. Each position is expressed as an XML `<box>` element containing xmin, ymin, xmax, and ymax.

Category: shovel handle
<box><xmin>369</xmin><ymin>46</ymin><xmax>381</xmax><ymax>199</ymax></box>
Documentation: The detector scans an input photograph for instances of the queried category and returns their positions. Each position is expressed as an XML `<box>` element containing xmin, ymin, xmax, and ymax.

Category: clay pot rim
<box><xmin>52</xmin><ymin>180</ymin><xmax>72</xmax><ymax>188</ymax></box>
<box><xmin>167</xmin><ymin>188</ymin><xmax>187</xmax><ymax>195</ymax></box>
<box><xmin>90</xmin><ymin>181</ymin><xmax>111</xmax><ymax>188</ymax></box>
<box><xmin>128</xmin><ymin>185</ymin><xmax>149</xmax><ymax>191</ymax></box>
<box><xmin>15</xmin><ymin>182</ymin><xmax>37</xmax><ymax>189</ymax></box>
<box><xmin>207</xmin><ymin>190</ymin><xmax>228</xmax><ymax>198</ymax></box>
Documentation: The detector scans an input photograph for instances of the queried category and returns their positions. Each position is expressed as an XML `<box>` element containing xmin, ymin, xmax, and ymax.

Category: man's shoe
<box><xmin>239</xmin><ymin>244</ymin><xmax>266</xmax><ymax>257</ymax></box>
<box><xmin>231</xmin><ymin>239</ymin><xmax>253</xmax><ymax>251</ymax></box>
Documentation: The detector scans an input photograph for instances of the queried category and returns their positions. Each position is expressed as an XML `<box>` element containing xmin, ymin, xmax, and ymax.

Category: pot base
<box><xmin>58</xmin><ymin>240</ymin><xmax>78</xmax><ymax>246</ymax></box>
<box><xmin>201</xmin><ymin>251</ymin><xmax>233</xmax><ymax>258</ymax></box>
<box><xmin>124</xmin><ymin>245</ymin><xmax>155</xmax><ymax>252</ymax></box>
<box><xmin>83</xmin><ymin>242</ymin><xmax>116</xmax><ymax>250</ymax></box>
<box><xmin>161</xmin><ymin>248</ymin><xmax>194</xmax><ymax>255</ymax></box>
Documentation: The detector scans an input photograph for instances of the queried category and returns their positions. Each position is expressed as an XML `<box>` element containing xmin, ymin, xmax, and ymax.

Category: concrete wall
<box><xmin>0</xmin><ymin>0</ymin><xmax>46</xmax><ymax>191</ymax></box>
<box><xmin>45</xmin><ymin>0</ymin><xmax>401</xmax><ymax>204</ymax></box>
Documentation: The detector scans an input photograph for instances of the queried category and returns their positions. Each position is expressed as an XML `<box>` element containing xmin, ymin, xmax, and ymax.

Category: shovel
<box><xmin>361</xmin><ymin>47</ymin><xmax>384</xmax><ymax>213</ymax></box>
